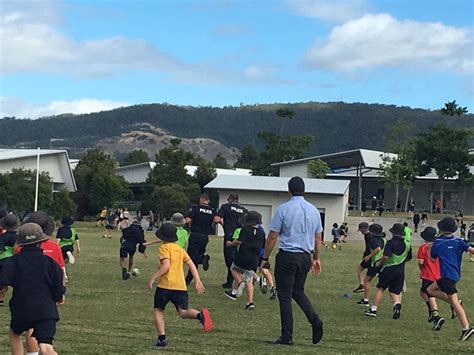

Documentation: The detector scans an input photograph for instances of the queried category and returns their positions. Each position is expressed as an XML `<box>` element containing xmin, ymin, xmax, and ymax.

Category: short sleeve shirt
<box><xmin>233</xmin><ymin>225</ymin><xmax>266</xmax><ymax>271</ymax></box>
<box><xmin>370</xmin><ymin>236</ymin><xmax>385</xmax><ymax>251</ymax></box>
<box><xmin>187</xmin><ymin>204</ymin><xmax>216</xmax><ymax>235</ymax></box>
<box><xmin>417</xmin><ymin>243</ymin><xmax>441</xmax><ymax>281</ymax></box>
<box><xmin>157</xmin><ymin>242</ymin><xmax>191</xmax><ymax>291</ymax></box>
<box><xmin>175</xmin><ymin>227</ymin><xmax>189</xmax><ymax>249</ymax></box>
<box><xmin>431</xmin><ymin>235</ymin><xmax>469</xmax><ymax>282</ymax></box>
<box><xmin>217</xmin><ymin>202</ymin><xmax>247</xmax><ymax>236</ymax></box>
<box><xmin>269</xmin><ymin>196</ymin><xmax>323</xmax><ymax>254</ymax></box>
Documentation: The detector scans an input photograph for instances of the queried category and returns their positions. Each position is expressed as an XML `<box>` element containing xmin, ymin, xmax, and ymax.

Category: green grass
<box><xmin>1</xmin><ymin>222</ymin><xmax>473</xmax><ymax>354</ymax></box>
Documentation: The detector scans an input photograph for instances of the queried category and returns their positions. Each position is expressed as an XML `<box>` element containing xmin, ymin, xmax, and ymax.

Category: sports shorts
<box><xmin>437</xmin><ymin>278</ymin><xmax>457</xmax><ymax>295</ymax></box>
<box><xmin>231</xmin><ymin>263</ymin><xmax>255</xmax><ymax>282</ymax></box>
<box><xmin>10</xmin><ymin>318</ymin><xmax>57</xmax><ymax>345</ymax></box>
<box><xmin>377</xmin><ymin>266</ymin><xmax>404</xmax><ymax>294</ymax></box>
<box><xmin>154</xmin><ymin>287</ymin><xmax>188</xmax><ymax>311</ymax></box>
<box><xmin>420</xmin><ymin>278</ymin><xmax>434</xmax><ymax>294</ymax></box>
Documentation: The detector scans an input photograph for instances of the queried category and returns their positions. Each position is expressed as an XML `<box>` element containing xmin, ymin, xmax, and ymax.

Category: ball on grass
<box><xmin>131</xmin><ymin>268</ymin><xmax>140</xmax><ymax>276</ymax></box>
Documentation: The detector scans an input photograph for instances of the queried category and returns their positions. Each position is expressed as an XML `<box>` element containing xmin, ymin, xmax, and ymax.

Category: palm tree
<box><xmin>440</xmin><ymin>100</ymin><xmax>468</xmax><ymax>116</ymax></box>
<box><xmin>276</xmin><ymin>108</ymin><xmax>295</xmax><ymax>135</ymax></box>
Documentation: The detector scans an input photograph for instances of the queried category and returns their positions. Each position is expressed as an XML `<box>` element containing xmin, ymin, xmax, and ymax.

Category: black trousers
<box><xmin>275</xmin><ymin>250</ymin><xmax>320</xmax><ymax>341</ymax></box>
<box><xmin>223</xmin><ymin>235</ymin><xmax>237</xmax><ymax>285</ymax></box>
<box><xmin>185</xmin><ymin>232</ymin><xmax>209</xmax><ymax>285</ymax></box>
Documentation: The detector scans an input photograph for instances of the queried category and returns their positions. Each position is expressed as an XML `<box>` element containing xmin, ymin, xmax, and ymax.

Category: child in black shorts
<box><xmin>147</xmin><ymin>223</ymin><xmax>212</xmax><ymax>348</ymax></box>
<box><xmin>0</xmin><ymin>223</ymin><xmax>65</xmax><ymax>355</ymax></box>
<box><xmin>119</xmin><ymin>220</ymin><xmax>147</xmax><ymax>280</ymax></box>
<box><xmin>56</xmin><ymin>216</ymin><xmax>80</xmax><ymax>281</ymax></box>
<box><xmin>357</xmin><ymin>224</ymin><xmax>385</xmax><ymax>306</ymax></box>
<box><xmin>366</xmin><ymin>223</ymin><xmax>411</xmax><ymax>319</ymax></box>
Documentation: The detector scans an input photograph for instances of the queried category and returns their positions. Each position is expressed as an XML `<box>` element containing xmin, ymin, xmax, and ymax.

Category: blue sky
<box><xmin>0</xmin><ymin>0</ymin><xmax>473</xmax><ymax>118</ymax></box>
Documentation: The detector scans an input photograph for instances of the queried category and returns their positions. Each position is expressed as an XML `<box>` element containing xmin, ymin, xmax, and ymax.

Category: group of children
<box><xmin>354</xmin><ymin>216</ymin><xmax>474</xmax><ymax>341</ymax></box>
<box><xmin>0</xmin><ymin>210</ymin><xmax>81</xmax><ymax>354</ymax></box>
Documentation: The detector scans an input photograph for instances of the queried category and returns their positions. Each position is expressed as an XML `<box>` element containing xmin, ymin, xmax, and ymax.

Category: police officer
<box><xmin>214</xmin><ymin>192</ymin><xmax>247</xmax><ymax>289</ymax></box>
<box><xmin>185</xmin><ymin>194</ymin><xmax>216</xmax><ymax>285</ymax></box>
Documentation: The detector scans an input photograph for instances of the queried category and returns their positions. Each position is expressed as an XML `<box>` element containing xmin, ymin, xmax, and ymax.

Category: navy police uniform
<box><xmin>217</xmin><ymin>202</ymin><xmax>247</xmax><ymax>286</ymax></box>
<box><xmin>185</xmin><ymin>204</ymin><xmax>216</xmax><ymax>284</ymax></box>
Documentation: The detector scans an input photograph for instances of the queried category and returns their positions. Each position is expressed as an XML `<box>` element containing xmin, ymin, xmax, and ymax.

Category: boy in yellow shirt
<box><xmin>147</xmin><ymin>223</ymin><xmax>213</xmax><ymax>348</ymax></box>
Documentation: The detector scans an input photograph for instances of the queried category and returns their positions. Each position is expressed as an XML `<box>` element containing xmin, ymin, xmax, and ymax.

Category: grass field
<box><xmin>1</xmin><ymin>222</ymin><xmax>473</xmax><ymax>354</ymax></box>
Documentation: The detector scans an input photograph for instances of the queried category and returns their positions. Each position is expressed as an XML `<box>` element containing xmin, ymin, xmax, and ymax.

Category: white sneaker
<box><xmin>236</xmin><ymin>281</ymin><xmax>245</xmax><ymax>297</ymax></box>
<box><xmin>67</xmin><ymin>251</ymin><xmax>75</xmax><ymax>264</ymax></box>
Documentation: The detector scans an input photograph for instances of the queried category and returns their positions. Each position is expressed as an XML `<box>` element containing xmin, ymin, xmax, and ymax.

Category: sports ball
<box><xmin>131</xmin><ymin>268</ymin><xmax>140</xmax><ymax>276</ymax></box>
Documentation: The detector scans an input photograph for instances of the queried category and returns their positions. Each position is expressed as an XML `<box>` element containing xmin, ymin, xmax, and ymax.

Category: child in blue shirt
<box><xmin>427</xmin><ymin>217</ymin><xmax>474</xmax><ymax>341</ymax></box>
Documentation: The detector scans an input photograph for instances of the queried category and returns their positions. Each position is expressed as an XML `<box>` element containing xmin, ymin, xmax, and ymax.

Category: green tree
<box><xmin>147</xmin><ymin>139</ymin><xmax>194</xmax><ymax>187</ymax></box>
<box><xmin>142</xmin><ymin>184</ymin><xmax>191</xmax><ymax>220</ymax></box>
<box><xmin>308</xmin><ymin>159</ymin><xmax>330</xmax><ymax>178</ymax></box>
<box><xmin>235</xmin><ymin>144</ymin><xmax>259</xmax><ymax>169</ymax></box>
<box><xmin>194</xmin><ymin>161</ymin><xmax>217</xmax><ymax>191</ymax></box>
<box><xmin>73</xmin><ymin>148</ymin><xmax>128</xmax><ymax>218</ymax></box>
<box><xmin>380</xmin><ymin>121</ymin><xmax>418</xmax><ymax>211</ymax></box>
<box><xmin>121</xmin><ymin>149</ymin><xmax>149</xmax><ymax>166</ymax></box>
<box><xmin>0</xmin><ymin>169</ymin><xmax>53</xmax><ymax>213</ymax></box>
<box><xmin>440</xmin><ymin>100</ymin><xmax>468</xmax><ymax>116</ymax></box>
<box><xmin>276</xmin><ymin>107</ymin><xmax>295</xmax><ymax>135</ymax></box>
<box><xmin>413</xmin><ymin>124</ymin><xmax>473</xmax><ymax>212</ymax></box>
<box><xmin>251</xmin><ymin>132</ymin><xmax>313</xmax><ymax>176</ymax></box>
<box><xmin>212</xmin><ymin>153</ymin><xmax>229</xmax><ymax>169</ymax></box>
<box><xmin>49</xmin><ymin>188</ymin><xmax>77</xmax><ymax>220</ymax></box>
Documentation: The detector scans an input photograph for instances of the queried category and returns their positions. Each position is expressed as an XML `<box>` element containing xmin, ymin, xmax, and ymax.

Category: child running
<box><xmin>0</xmin><ymin>213</ymin><xmax>19</xmax><ymax>306</ymax></box>
<box><xmin>119</xmin><ymin>220</ymin><xmax>147</xmax><ymax>280</ymax></box>
<box><xmin>56</xmin><ymin>216</ymin><xmax>80</xmax><ymax>271</ymax></box>
<box><xmin>171</xmin><ymin>213</ymin><xmax>189</xmax><ymax>249</ymax></box>
<box><xmin>331</xmin><ymin>223</ymin><xmax>342</xmax><ymax>250</ymax></box>
<box><xmin>417</xmin><ymin>226</ymin><xmax>444</xmax><ymax>330</ymax></box>
<box><xmin>147</xmin><ymin>223</ymin><xmax>212</xmax><ymax>348</ymax></box>
<box><xmin>0</xmin><ymin>223</ymin><xmax>65</xmax><ymax>355</ymax></box>
<box><xmin>357</xmin><ymin>224</ymin><xmax>385</xmax><ymax>306</ymax></box>
<box><xmin>353</xmin><ymin>222</ymin><xmax>371</xmax><ymax>293</ymax></box>
<box><xmin>224</xmin><ymin>211</ymin><xmax>266</xmax><ymax>309</ymax></box>
<box><xmin>427</xmin><ymin>217</ymin><xmax>474</xmax><ymax>341</ymax></box>
<box><xmin>256</xmin><ymin>224</ymin><xmax>277</xmax><ymax>300</ymax></box>
<box><xmin>365</xmin><ymin>223</ymin><xmax>412</xmax><ymax>319</ymax></box>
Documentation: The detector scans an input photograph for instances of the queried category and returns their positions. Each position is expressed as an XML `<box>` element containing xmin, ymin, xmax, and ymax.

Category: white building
<box><xmin>272</xmin><ymin>148</ymin><xmax>474</xmax><ymax>214</ymax></box>
<box><xmin>115</xmin><ymin>162</ymin><xmax>251</xmax><ymax>184</ymax></box>
<box><xmin>0</xmin><ymin>149</ymin><xmax>77</xmax><ymax>192</ymax></box>
<box><xmin>205</xmin><ymin>175</ymin><xmax>350</xmax><ymax>236</ymax></box>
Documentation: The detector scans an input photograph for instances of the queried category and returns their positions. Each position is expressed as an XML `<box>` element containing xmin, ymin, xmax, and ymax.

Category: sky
<box><xmin>0</xmin><ymin>0</ymin><xmax>473</xmax><ymax>119</ymax></box>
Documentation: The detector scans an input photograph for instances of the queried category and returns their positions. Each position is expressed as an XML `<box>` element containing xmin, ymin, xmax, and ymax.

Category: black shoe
<box><xmin>357</xmin><ymin>299</ymin><xmax>369</xmax><ymax>306</ymax></box>
<box><xmin>121</xmin><ymin>268</ymin><xmax>130</xmax><ymax>280</ymax></box>
<box><xmin>221</xmin><ymin>282</ymin><xmax>233</xmax><ymax>289</ymax></box>
<box><xmin>460</xmin><ymin>326</ymin><xmax>473</xmax><ymax>341</ymax></box>
<box><xmin>353</xmin><ymin>285</ymin><xmax>365</xmax><ymax>293</ymax></box>
<box><xmin>365</xmin><ymin>309</ymin><xmax>377</xmax><ymax>317</ymax></box>
<box><xmin>393</xmin><ymin>303</ymin><xmax>402</xmax><ymax>320</ymax></box>
<box><xmin>267</xmin><ymin>337</ymin><xmax>293</xmax><ymax>346</ymax></box>
<box><xmin>224</xmin><ymin>290</ymin><xmax>237</xmax><ymax>301</ymax></box>
<box><xmin>202</xmin><ymin>255</ymin><xmax>210</xmax><ymax>271</ymax></box>
<box><xmin>312</xmin><ymin>319</ymin><xmax>323</xmax><ymax>344</ymax></box>
<box><xmin>269</xmin><ymin>286</ymin><xmax>277</xmax><ymax>300</ymax></box>
<box><xmin>245</xmin><ymin>303</ymin><xmax>255</xmax><ymax>310</ymax></box>
<box><xmin>433</xmin><ymin>317</ymin><xmax>445</xmax><ymax>331</ymax></box>
<box><xmin>154</xmin><ymin>338</ymin><xmax>168</xmax><ymax>348</ymax></box>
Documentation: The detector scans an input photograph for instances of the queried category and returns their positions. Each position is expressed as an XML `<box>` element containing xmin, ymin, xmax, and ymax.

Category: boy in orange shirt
<box><xmin>417</xmin><ymin>227</ymin><xmax>444</xmax><ymax>330</ymax></box>
<box><xmin>147</xmin><ymin>223</ymin><xmax>212</xmax><ymax>348</ymax></box>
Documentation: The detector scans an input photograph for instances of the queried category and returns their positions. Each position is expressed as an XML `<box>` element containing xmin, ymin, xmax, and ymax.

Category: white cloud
<box><xmin>288</xmin><ymin>0</ymin><xmax>370</xmax><ymax>23</ymax></box>
<box><xmin>0</xmin><ymin>97</ymin><xmax>129</xmax><ymax>119</ymax></box>
<box><xmin>0</xmin><ymin>9</ymin><xmax>185</xmax><ymax>77</ymax></box>
<box><xmin>304</xmin><ymin>13</ymin><xmax>474</xmax><ymax>73</ymax></box>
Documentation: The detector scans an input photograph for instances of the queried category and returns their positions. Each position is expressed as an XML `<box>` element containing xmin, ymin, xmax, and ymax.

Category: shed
<box><xmin>205</xmin><ymin>175</ymin><xmax>350</xmax><ymax>238</ymax></box>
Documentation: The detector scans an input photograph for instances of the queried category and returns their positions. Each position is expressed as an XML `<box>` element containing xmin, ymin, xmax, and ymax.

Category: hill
<box><xmin>1</xmin><ymin>102</ymin><xmax>472</xmax><ymax>160</ymax></box>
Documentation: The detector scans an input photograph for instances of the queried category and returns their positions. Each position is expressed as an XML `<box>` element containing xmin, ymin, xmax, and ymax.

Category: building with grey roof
<box><xmin>205</xmin><ymin>175</ymin><xmax>350</xmax><ymax>236</ymax></box>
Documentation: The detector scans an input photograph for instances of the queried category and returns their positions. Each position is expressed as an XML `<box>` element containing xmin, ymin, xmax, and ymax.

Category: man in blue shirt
<box><xmin>261</xmin><ymin>176</ymin><xmax>323</xmax><ymax>346</ymax></box>
<box><xmin>427</xmin><ymin>217</ymin><xmax>474</xmax><ymax>341</ymax></box>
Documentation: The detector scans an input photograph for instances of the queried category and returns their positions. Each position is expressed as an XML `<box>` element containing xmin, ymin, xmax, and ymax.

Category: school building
<box><xmin>205</xmin><ymin>175</ymin><xmax>350</xmax><ymax>235</ymax></box>
<box><xmin>272</xmin><ymin>148</ymin><xmax>474</xmax><ymax>215</ymax></box>
<box><xmin>0</xmin><ymin>149</ymin><xmax>77</xmax><ymax>192</ymax></box>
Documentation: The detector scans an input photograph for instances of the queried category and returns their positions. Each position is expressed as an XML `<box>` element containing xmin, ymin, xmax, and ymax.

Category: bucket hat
<box><xmin>155</xmin><ymin>223</ymin><xmax>178</xmax><ymax>242</ymax></box>
<box><xmin>17</xmin><ymin>223</ymin><xmax>49</xmax><ymax>246</ymax></box>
